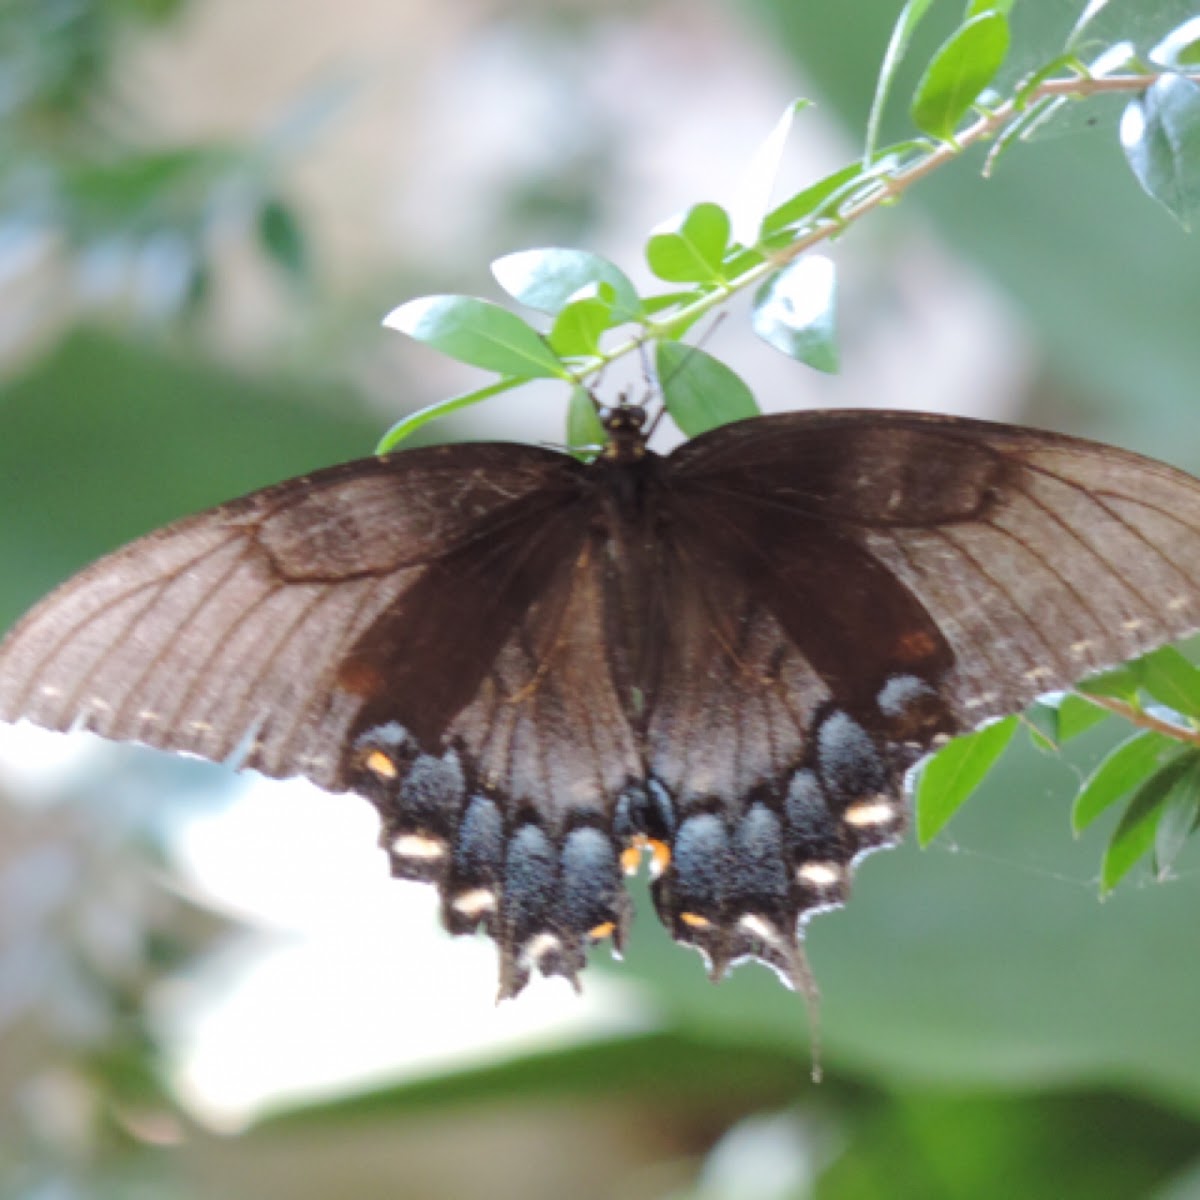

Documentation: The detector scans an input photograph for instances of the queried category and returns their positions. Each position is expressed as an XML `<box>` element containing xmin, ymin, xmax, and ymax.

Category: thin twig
<box><xmin>592</xmin><ymin>68</ymin><xmax>1200</xmax><ymax>377</ymax></box>
<box><xmin>1079</xmin><ymin>692</ymin><xmax>1200</xmax><ymax>747</ymax></box>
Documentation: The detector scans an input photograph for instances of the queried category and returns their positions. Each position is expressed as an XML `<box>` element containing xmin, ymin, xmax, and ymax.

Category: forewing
<box><xmin>669</xmin><ymin>409</ymin><xmax>1200</xmax><ymax>730</ymax></box>
<box><xmin>0</xmin><ymin>443</ymin><xmax>588</xmax><ymax>790</ymax></box>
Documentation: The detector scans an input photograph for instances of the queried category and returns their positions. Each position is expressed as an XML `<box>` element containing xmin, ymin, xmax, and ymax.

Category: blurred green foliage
<box><xmin>0</xmin><ymin>0</ymin><xmax>314</xmax><ymax>326</ymax></box>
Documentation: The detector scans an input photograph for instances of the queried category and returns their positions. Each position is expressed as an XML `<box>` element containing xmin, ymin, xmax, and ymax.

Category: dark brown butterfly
<box><xmin>1</xmin><ymin>407</ymin><xmax>1198</xmax><ymax>1003</ymax></box>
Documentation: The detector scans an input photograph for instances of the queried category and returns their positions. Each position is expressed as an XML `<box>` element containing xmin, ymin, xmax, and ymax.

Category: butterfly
<box><xmin>1</xmin><ymin>406</ymin><xmax>1198</xmax><ymax>1003</ymax></box>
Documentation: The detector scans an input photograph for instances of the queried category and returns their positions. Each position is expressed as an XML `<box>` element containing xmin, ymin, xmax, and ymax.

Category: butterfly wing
<box><xmin>639</xmin><ymin>409</ymin><xmax>1200</xmax><ymax>982</ymax></box>
<box><xmin>0</xmin><ymin>443</ymin><xmax>591</xmax><ymax>790</ymax></box>
<box><xmin>0</xmin><ymin>439</ymin><xmax>648</xmax><ymax>996</ymax></box>
<box><xmin>5</xmin><ymin>408</ymin><xmax>1199</xmax><ymax>1001</ymax></box>
<box><xmin>669</xmin><ymin>409</ymin><xmax>1200</xmax><ymax>728</ymax></box>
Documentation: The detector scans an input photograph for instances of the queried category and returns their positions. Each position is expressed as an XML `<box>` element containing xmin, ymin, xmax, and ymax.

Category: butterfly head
<box><xmin>598</xmin><ymin>401</ymin><xmax>650</xmax><ymax>463</ymax></box>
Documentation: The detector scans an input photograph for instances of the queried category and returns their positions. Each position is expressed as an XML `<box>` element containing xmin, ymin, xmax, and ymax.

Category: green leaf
<box><xmin>639</xmin><ymin>291</ymin><xmax>696</xmax><ymax>317</ymax></box>
<box><xmin>1154</xmin><ymin>756</ymin><xmax>1200</xmax><ymax>877</ymax></box>
<box><xmin>1102</xmin><ymin>756</ymin><xmax>1194</xmax><ymax>892</ymax></box>
<box><xmin>256</xmin><ymin>198</ymin><xmax>308</xmax><ymax>280</ymax></box>
<box><xmin>915</xmin><ymin>716</ymin><xmax>1018</xmax><ymax>845</ymax></box>
<box><xmin>910</xmin><ymin>12</ymin><xmax>1011</xmax><ymax>143</ymax></box>
<box><xmin>1072</xmin><ymin>730</ymin><xmax>1179</xmax><ymax>832</ymax></box>
<box><xmin>730</xmin><ymin>99</ymin><xmax>811</xmax><ymax>244</ymax></box>
<box><xmin>1021</xmin><ymin>703</ymin><xmax>1060</xmax><ymax>753</ymax></box>
<box><xmin>1150</xmin><ymin>17</ymin><xmax>1200</xmax><ymax>69</ymax></box>
<box><xmin>566</xmin><ymin>384</ymin><xmax>605</xmax><ymax>452</ymax></box>
<box><xmin>655</xmin><ymin>342</ymin><xmax>759</xmax><ymax>436</ymax></box>
<box><xmin>260</xmin><ymin>1030</ymin><xmax>807</xmax><ymax>1128</ymax></box>
<box><xmin>548</xmin><ymin>293</ymin><xmax>612</xmax><ymax>358</ymax></box>
<box><xmin>1014</xmin><ymin>54</ymin><xmax>1086</xmax><ymax>109</ymax></box>
<box><xmin>383</xmin><ymin>295</ymin><xmax>567</xmax><ymax>378</ymax></box>
<box><xmin>1133</xmin><ymin>645</ymin><xmax>1200</xmax><ymax>720</ymax></box>
<box><xmin>760</xmin><ymin>141</ymin><xmax>930</xmax><ymax>244</ymax></box>
<box><xmin>761</xmin><ymin>163</ymin><xmax>867</xmax><ymax>238</ymax></box>
<box><xmin>646</xmin><ymin>203</ymin><xmax>732</xmax><ymax>284</ymax></box>
<box><xmin>1077</xmin><ymin>663</ymin><xmax>1139</xmax><ymax>705</ymax></box>
<box><xmin>1057</xmin><ymin>693</ymin><xmax>1110</xmax><ymax>741</ymax></box>
<box><xmin>722</xmin><ymin>246</ymin><xmax>768</xmax><ymax>279</ymax></box>
<box><xmin>375</xmin><ymin>378</ymin><xmax>526</xmax><ymax>451</ymax></box>
<box><xmin>1121</xmin><ymin>73</ymin><xmax>1200</xmax><ymax>230</ymax></box>
<box><xmin>752</xmin><ymin>256</ymin><xmax>838</xmax><ymax>372</ymax></box>
<box><xmin>491</xmin><ymin>248</ymin><xmax>640</xmax><ymax>322</ymax></box>
<box><xmin>1066</xmin><ymin>0</ymin><xmax>1113</xmax><ymax>50</ymax></box>
<box><xmin>59</xmin><ymin>146</ymin><xmax>233</xmax><ymax>231</ymax></box>
<box><xmin>864</xmin><ymin>0</ymin><xmax>938</xmax><ymax>162</ymax></box>
<box><xmin>965</xmin><ymin>0</ymin><xmax>1014</xmax><ymax>16</ymax></box>
<box><xmin>1025</xmin><ymin>691</ymin><xmax>1109</xmax><ymax>746</ymax></box>
<box><xmin>982</xmin><ymin>96</ymin><xmax>1064</xmax><ymax>178</ymax></box>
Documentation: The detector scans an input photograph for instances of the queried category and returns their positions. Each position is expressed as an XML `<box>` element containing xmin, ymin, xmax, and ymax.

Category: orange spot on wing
<box><xmin>364</xmin><ymin>750</ymin><xmax>398</xmax><ymax>779</ymax></box>
<box><xmin>894</xmin><ymin>629</ymin><xmax>938</xmax><ymax>663</ymax></box>
<box><xmin>648</xmin><ymin>838</ymin><xmax>671</xmax><ymax>875</ymax></box>
<box><xmin>337</xmin><ymin>657</ymin><xmax>385</xmax><ymax>697</ymax></box>
<box><xmin>620</xmin><ymin>835</ymin><xmax>673</xmax><ymax>877</ymax></box>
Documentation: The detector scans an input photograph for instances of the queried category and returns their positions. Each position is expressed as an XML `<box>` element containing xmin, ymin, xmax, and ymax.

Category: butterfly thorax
<box><xmin>598</xmin><ymin>402</ymin><xmax>650</xmax><ymax>464</ymax></box>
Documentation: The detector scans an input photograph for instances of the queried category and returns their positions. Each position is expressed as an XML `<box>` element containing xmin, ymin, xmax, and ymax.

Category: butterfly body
<box><xmin>2</xmin><ymin>408</ymin><xmax>1199</xmax><ymax>998</ymax></box>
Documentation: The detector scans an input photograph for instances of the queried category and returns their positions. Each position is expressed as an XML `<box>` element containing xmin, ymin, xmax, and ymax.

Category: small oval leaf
<box><xmin>1150</xmin><ymin>17</ymin><xmax>1200</xmax><ymax>69</ymax></box>
<box><xmin>761</xmin><ymin>164</ymin><xmax>866</xmax><ymax>238</ymax></box>
<box><xmin>548</xmin><ymin>294</ymin><xmax>612</xmax><ymax>358</ymax></box>
<box><xmin>491</xmin><ymin>248</ymin><xmax>641</xmax><ymax>321</ymax></box>
<box><xmin>1077</xmin><ymin>663</ymin><xmax>1140</xmax><ymax>705</ymax></box>
<box><xmin>910</xmin><ymin>11</ymin><xmax>1011</xmax><ymax>143</ymax></box>
<box><xmin>966</xmin><ymin>0</ymin><xmax>1014</xmax><ymax>15</ymax></box>
<box><xmin>1133</xmin><ymin>645</ymin><xmax>1200</xmax><ymax>721</ymax></box>
<box><xmin>383</xmin><ymin>295</ymin><xmax>567</xmax><ymax>378</ymax></box>
<box><xmin>1027</xmin><ymin>691</ymin><xmax>1111</xmax><ymax>746</ymax></box>
<box><xmin>1121</xmin><ymin>73</ymin><xmax>1200</xmax><ymax>229</ymax></box>
<box><xmin>722</xmin><ymin>246</ymin><xmax>768</xmax><ymax>280</ymax></box>
<box><xmin>655</xmin><ymin>341</ymin><xmax>759</xmax><ymax>436</ymax></box>
<box><xmin>1067</xmin><ymin>0</ymin><xmax>1113</xmax><ymax>50</ymax></box>
<box><xmin>752</xmin><ymin>256</ymin><xmax>839</xmax><ymax>372</ymax></box>
<box><xmin>375</xmin><ymin>378</ymin><xmax>526</xmax><ymax>451</ymax></box>
<box><xmin>1072</xmin><ymin>730</ymin><xmax>1179</xmax><ymax>833</ymax></box>
<box><xmin>257</xmin><ymin>198</ymin><xmax>308</xmax><ymax>280</ymax></box>
<box><xmin>1154</xmin><ymin>756</ymin><xmax>1200</xmax><ymax>877</ymax></box>
<box><xmin>1102</xmin><ymin>756</ymin><xmax>1195</xmax><ymax>893</ymax></box>
<box><xmin>865</xmin><ymin>0</ymin><xmax>938</xmax><ymax>162</ymax></box>
<box><xmin>1056</xmin><ymin>693</ymin><xmax>1110</xmax><ymax>741</ymax></box>
<box><xmin>566</xmin><ymin>384</ymin><xmax>605</xmax><ymax>453</ymax></box>
<box><xmin>1022</xmin><ymin>704</ymin><xmax>1060</xmax><ymax>754</ymax></box>
<box><xmin>639</xmin><ymin>291</ymin><xmax>696</xmax><ymax>317</ymax></box>
<box><xmin>730</xmin><ymin>99</ymin><xmax>811</xmax><ymax>245</ymax></box>
<box><xmin>915</xmin><ymin>716</ymin><xmax>1018</xmax><ymax>845</ymax></box>
<box><xmin>646</xmin><ymin>203</ymin><xmax>732</xmax><ymax>283</ymax></box>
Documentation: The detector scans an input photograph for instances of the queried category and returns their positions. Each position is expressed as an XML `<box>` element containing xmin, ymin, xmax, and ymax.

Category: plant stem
<box><xmin>590</xmin><ymin>68</ymin><xmax>1200</xmax><ymax>379</ymax></box>
<box><xmin>1083</xmin><ymin>693</ymin><xmax>1200</xmax><ymax>747</ymax></box>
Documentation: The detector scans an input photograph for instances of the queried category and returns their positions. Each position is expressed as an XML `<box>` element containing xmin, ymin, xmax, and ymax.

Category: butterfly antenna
<box><xmin>636</xmin><ymin>339</ymin><xmax>655</xmax><ymax>396</ymax></box>
<box><xmin>585</xmin><ymin>355</ymin><xmax>611</xmax><ymax>424</ymax></box>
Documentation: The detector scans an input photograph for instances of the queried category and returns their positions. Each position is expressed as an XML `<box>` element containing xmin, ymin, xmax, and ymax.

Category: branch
<box><xmin>1080</xmin><ymin>692</ymin><xmax>1200</xmax><ymax>748</ymax></box>
<box><xmin>596</xmin><ymin>68</ymin><xmax>1200</xmax><ymax>373</ymax></box>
